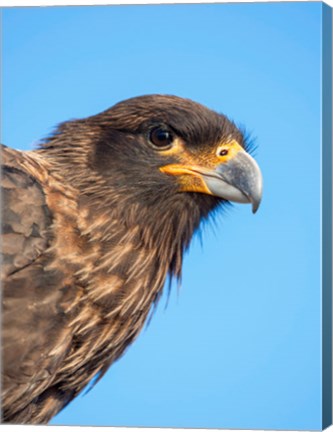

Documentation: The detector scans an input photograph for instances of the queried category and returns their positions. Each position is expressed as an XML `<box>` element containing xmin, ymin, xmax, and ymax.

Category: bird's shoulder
<box><xmin>1</xmin><ymin>144</ymin><xmax>85</xmax><ymax>276</ymax></box>
<box><xmin>1</xmin><ymin>145</ymin><xmax>54</xmax><ymax>278</ymax></box>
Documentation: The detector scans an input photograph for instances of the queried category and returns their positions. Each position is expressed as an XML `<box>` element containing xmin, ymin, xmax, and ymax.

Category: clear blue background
<box><xmin>2</xmin><ymin>2</ymin><xmax>323</xmax><ymax>429</ymax></box>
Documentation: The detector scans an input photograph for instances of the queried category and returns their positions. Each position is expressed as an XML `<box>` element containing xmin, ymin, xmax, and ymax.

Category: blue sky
<box><xmin>2</xmin><ymin>2</ymin><xmax>325</xmax><ymax>429</ymax></box>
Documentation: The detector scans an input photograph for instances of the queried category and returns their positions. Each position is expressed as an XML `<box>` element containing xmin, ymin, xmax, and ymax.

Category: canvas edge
<box><xmin>322</xmin><ymin>2</ymin><xmax>333</xmax><ymax>430</ymax></box>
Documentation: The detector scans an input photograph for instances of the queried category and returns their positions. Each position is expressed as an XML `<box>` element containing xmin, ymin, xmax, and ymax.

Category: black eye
<box><xmin>219</xmin><ymin>149</ymin><xmax>229</xmax><ymax>156</ymax></box>
<box><xmin>149</xmin><ymin>127</ymin><xmax>174</xmax><ymax>149</ymax></box>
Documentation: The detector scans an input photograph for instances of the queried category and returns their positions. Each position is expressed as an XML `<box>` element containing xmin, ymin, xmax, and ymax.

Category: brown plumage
<box><xmin>1</xmin><ymin>95</ymin><xmax>262</xmax><ymax>424</ymax></box>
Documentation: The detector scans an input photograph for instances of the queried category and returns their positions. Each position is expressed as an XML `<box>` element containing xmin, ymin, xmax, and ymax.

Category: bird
<box><xmin>1</xmin><ymin>94</ymin><xmax>262</xmax><ymax>424</ymax></box>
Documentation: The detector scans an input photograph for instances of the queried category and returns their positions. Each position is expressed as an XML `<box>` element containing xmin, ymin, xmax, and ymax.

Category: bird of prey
<box><xmin>1</xmin><ymin>95</ymin><xmax>262</xmax><ymax>424</ymax></box>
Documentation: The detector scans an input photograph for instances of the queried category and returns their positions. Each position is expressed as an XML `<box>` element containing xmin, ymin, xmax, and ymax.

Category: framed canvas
<box><xmin>1</xmin><ymin>1</ymin><xmax>332</xmax><ymax>430</ymax></box>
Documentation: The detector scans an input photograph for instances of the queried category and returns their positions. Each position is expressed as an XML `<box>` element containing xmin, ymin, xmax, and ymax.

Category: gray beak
<box><xmin>202</xmin><ymin>150</ymin><xmax>263</xmax><ymax>213</ymax></box>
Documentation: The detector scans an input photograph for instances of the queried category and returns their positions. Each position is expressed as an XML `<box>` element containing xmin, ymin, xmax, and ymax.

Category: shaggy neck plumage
<box><xmin>78</xmin><ymin>185</ymin><xmax>216</xmax><ymax>282</ymax></box>
<box><xmin>38</xmin><ymin>123</ymin><xmax>221</xmax><ymax>281</ymax></box>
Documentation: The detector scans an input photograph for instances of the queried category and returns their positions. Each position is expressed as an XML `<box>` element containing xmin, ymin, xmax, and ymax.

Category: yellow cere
<box><xmin>215</xmin><ymin>139</ymin><xmax>244</xmax><ymax>164</ymax></box>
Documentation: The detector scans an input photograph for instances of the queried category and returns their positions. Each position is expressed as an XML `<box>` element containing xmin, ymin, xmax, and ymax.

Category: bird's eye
<box><xmin>149</xmin><ymin>127</ymin><xmax>174</xmax><ymax>149</ymax></box>
<box><xmin>218</xmin><ymin>149</ymin><xmax>229</xmax><ymax>157</ymax></box>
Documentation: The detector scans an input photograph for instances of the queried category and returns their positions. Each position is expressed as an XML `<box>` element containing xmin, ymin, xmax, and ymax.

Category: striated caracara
<box><xmin>1</xmin><ymin>95</ymin><xmax>263</xmax><ymax>424</ymax></box>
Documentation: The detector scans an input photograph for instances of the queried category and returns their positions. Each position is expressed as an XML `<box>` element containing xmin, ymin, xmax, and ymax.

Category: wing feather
<box><xmin>1</xmin><ymin>164</ymin><xmax>51</xmax><ymax>277</ymax></box>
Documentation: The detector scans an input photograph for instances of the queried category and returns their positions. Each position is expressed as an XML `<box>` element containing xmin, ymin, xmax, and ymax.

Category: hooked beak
<box><xmin>202</xmin><ymin>150</ymin><xmax>263</xmax><ymax>213</ymax></box>
<box><xmin>160</xmin><ymin>149</ymin><xmax>263</xmax><ymax>213</ymax></box>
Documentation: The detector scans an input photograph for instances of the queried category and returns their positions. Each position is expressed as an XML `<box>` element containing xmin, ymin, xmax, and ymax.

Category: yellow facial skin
<box><xmin>159</xmin><ymin>138</ymin><xmax>245</xmax><ymax>194</ymax></box>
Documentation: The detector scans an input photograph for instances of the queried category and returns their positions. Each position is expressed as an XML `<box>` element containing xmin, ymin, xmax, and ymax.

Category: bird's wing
<box><xmin>1</xmin><ymin>146</ymin><xmax>74</xmax><ymax>421</ymax></box>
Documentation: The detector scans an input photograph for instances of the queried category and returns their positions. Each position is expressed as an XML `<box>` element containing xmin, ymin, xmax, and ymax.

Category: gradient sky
<box><xmin>2</xmin><ymin>2</ymin><xmax>325</xmax><ymax>429</ymax></box>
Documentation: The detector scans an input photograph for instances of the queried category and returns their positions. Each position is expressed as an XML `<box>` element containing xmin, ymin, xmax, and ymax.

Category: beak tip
<box><xmin>251</xmin><ymin>195</ymin><xmax>262</xmax><ymax>213</ymax></box>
